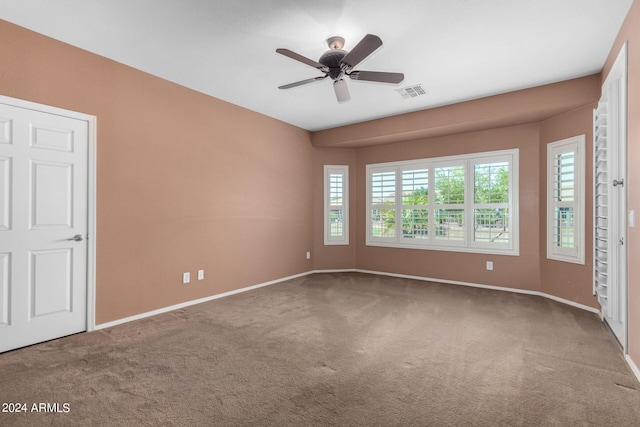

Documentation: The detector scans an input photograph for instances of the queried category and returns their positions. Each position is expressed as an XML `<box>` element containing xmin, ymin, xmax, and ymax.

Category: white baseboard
<box><xmin>95</xmin><ymin>268</ymin><xmax>600</xmax><ymax>331</ymax></box>
<box><xmin>94</xmin><ymin>271</ymin><xmax>313</xmax><ymax>330</ymax></box>
<box><xmin>625</xmin><ymin>354</ymin><xmax>640</xmax><ymax>383</ymax></box>
<box><xmin>310</xmin><ymin>269</ymin><xmax>355</xmax><ymax>274</ymax></box>
<box><xmin>338</xmin><ymin>268</ymin><xmax>601</xmax><ymax>315</ymax></box>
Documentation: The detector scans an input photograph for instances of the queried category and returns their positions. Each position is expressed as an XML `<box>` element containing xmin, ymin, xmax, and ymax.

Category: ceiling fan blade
<box><xmin>340</xmin><ymin>34</ymin><xmax>383</xmax><ymax>69</ymax></box>
<box><xmin>334</xmin><ymin>79</ymin><xmax>350</xmax><ymax>102</ymax></box>
<box><xmin>278</xmin><ymin>75</ymin><xmax>327</xmax><ymax>89</ymax></box>
<box><xmin>349</xmin><ymin>71</ymin><xmax>405</xmax><ymax>84</ymax></box>
<box><xmin>276</xmin><ymin>48</ymin><xmax>329</xmax><ymax>72</ymax></box>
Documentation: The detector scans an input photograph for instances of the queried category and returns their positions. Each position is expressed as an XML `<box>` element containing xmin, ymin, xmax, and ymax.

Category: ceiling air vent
<box><xmin>395</xmin><ymin>84</ymin><xmax>427</xmax><ymax>99</ymax></box>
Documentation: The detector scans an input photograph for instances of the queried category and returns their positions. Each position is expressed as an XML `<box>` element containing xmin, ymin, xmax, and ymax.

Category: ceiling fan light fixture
<box><xmin>326</xmin><ymin>36</ymin><xmax>345</xmax><ymax>50</ymax></box>
<box><xmin>334</xmin><ymin>79</ymin><xmax>350</xmax><ymax>102</ymax></box>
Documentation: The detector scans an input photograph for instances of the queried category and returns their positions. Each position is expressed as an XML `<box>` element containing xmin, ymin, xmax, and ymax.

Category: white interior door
<box><xmin>594</xmin><ymin>43</ymin><xmax>627</xmax><ymax>348</ymax></box>
<box><xmin>0</xmin><ymin>101</ymin><xmax>89</xmax><ymax>353</ymax></box>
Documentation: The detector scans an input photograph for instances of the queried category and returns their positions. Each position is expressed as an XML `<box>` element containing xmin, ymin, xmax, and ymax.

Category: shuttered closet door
<box><xmin>594</xmin><ymin>43</ymin><xmax>627</xmax><ymax>347</ymax></box>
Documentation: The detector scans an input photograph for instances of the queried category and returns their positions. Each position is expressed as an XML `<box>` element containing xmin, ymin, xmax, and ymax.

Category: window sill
<box><xmin>366</xmin><ymin>241</ymin><xmax>519</xmax><ymax>256</ymax></box>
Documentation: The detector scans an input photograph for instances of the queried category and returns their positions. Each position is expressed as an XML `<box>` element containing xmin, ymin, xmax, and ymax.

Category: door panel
<box><xmin>0</xmin><ymin>253</ymin><xmax>8</xmax><ymax>327</ymax></box>
<box><xmin>0</xmin><ymin>102</ymin><xmax>88</xmax><ymax>353</ymax></box>
<box><xmin>0</xmin><ymin>156</ymin><xmax>9</xmax><ymax>230</ymax></box>
<box><xmin>31</xmin><ymin>160</ymin><xmax>73</xmax><ymax>229</ymax></box>
<box><xmin>30</xmin><ymin>249</ymin><xmax>72</xmax><ymax>318</ymax></box>
<box><xmin>0</xmin><ymin>118</ymin><xmax>10</xmax><ymax>143</ymax></box>
<box><xmin>31</xmin><ymin>123</ymin><xmax>74</xmax><ymax>152</ymax></box>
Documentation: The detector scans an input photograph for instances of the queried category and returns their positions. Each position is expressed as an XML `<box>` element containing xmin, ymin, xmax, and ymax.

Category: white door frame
<box><xmin>0</xmin><ymin>94</ymin><xmax>97</xmax><ymax>332</ymax></box>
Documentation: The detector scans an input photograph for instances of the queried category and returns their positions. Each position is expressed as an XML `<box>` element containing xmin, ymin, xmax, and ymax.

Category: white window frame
<box><xmin>324</xmin><ymin>165</ymin><xmax>349</xmax><ymax>245</ymax></box>
<box><xmin>366</xmin><ymin>149</ymin><xmax>519</xmax><ymax>256</ymax></box>
<box><xmin>547</xmin><ymin>135</ymin><xmax>585</xmax><ymax>264</ymax></box>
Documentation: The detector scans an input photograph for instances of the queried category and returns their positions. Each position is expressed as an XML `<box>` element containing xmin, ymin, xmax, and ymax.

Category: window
<box><xmin>471</xmin><ymin>157</ymin><xmax>511</xmax><ymax>250</ymax></box>
<box><xmin>547</xmin><ymin>135</ymin><xmax>585</xmax><ymax>264</ymax></box>
<box><xmin>324</xmin><ymin>165</ymin><xmax>349</xmax><ymax>245</ymax></box>
<box><xmin>367</xmin><ymin>149</ymin><xmax>519</xmax><ymax>255</ymax></box>
<box><xmin>434</xmin><ymin>163</ymin><xmax>465</xmax><ymax>245</ymax></box>
<box><xmin>400</xmin><ymin>168</ymin><xmax>429</xmax><ymax>241</ymax></box>
<box><xmin>370</xmin><ymin>167</ymin><xmax>396</xmax><ymax>240</ymax></box>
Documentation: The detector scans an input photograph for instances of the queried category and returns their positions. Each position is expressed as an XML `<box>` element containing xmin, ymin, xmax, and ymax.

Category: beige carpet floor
<box><xmin>0</xmin><ymin>272</ymin><xmax>639</xmax><ymax>426</ymax></box>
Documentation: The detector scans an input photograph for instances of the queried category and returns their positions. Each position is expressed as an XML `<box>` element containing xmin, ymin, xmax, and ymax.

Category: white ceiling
<box><xmin>0</xmin><ymin>0</ymin><xmax>633</xmax><ymax>131</ymax></box>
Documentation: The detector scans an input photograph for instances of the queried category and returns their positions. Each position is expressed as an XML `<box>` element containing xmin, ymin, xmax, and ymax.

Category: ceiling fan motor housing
<box><xmin>319</xmin><ymin>49</ymin><xmax>347</xmax><ymax>80</ymax></box>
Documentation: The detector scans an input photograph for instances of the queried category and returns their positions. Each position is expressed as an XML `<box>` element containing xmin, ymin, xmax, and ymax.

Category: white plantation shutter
<box><xmin>433</xmin><ymin>163</ymin><xmax>466</xmax><ymax>245</ymax></box>
<box><xmin>471</xmin><ymin>156</ymin><xmax>512</xmax><ymax>251</ymax></box>
<box><xmin>547</xmin><ymin>135</ymin><xmax>585</xmax><ymax>264</ymax></box>
<box><xmin>400</xmin><ymin>168</ymin><xmax>429</xmax><ymax>241</ymax></box>
<box><xmin>593</xmin><ymin>103</ymin><xmax>610</xmax><ymax>310</ymax></box>
<box><xmin>368</xmin><ymin>166</ymin><xmax>397</xmax><ymax>242</ymax></box>
<box><xmin>324</xmin><ymin>166</ymin><xmax>349</xmax><ymax>245</ymax></box>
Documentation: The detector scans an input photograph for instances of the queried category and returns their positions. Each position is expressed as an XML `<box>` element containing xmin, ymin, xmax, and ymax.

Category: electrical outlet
<box><xmin>197</xmin><ymin>270</ymin><xmax>204</xmax><ymax>280</ymax></box>
<box><xmin>486</xmin><ymin>261</ymin><xmax>493</xmax><ymax>271</ymax></box>
<box><xmin>306</xmin><ymin>251</ymin><xmax>311</xmax><ymax>260</ymax></box>
<box><xmin>183</xmin><ymin>272</ymin><xmax>190</xmax><ymax>284</ymax></box>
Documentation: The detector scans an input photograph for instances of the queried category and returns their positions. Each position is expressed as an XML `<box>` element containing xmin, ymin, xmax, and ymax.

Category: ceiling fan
<box><xmin>276</xmin><ymin>34</ymin><xmax>404</xmax><ymax>102</ymax></box>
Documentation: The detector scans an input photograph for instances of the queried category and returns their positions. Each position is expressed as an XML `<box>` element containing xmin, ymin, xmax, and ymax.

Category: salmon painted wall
<box><xmin>602</xmin><ymin>0</ymin><xmax>640</xmax><ymax>370</ymax></box>
<box><xmin>354</xmin><ymin>124</ymin><xmax>542</xmax><ymax>290</ymax></box>
<box><xmin>312</xmin><ymin>76</ymin><xmax>600</xmax><ymax>148</ymax></box>
<box><xmin>539</xmin><ymin>105</ymin><xmax>597</xmax><ymax>308</ymax></box>
<box><xmin>0</xmin><ymin>20</ymin><xmax>315</xmax><ymax>324</ymax></box>
<box><xmin>312</xmin><ymin>76</ymin><xmax>600</xmax><ymax>308</ymax></box>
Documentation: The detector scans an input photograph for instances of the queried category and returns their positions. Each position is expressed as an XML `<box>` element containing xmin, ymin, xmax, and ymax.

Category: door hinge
<box><xmin>619</xmin><ymin>237</ymin><xmax>625</xmax><ymax>245</ymax></box>
<box><xmin>613</xmin><ymin>179</ymin><xmax>625</xmax><ymax>187</ymax></box>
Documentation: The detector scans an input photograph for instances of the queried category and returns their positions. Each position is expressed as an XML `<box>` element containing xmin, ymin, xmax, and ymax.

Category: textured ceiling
<box><xmin>0</xmin><ymin>0</ymin><xmax>633</xmax><ymax>131</ymax></box>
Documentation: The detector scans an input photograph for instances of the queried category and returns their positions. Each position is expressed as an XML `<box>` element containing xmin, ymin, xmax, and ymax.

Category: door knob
<box><xmin>67</xmin><ymin>234</ymin><xmax>83</xmax><ymax>242</ymax></box>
